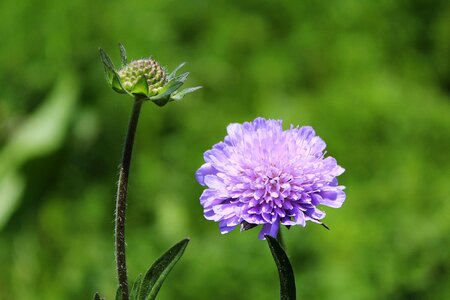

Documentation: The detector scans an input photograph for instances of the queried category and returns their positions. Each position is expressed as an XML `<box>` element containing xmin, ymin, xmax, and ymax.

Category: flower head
<box><xmin>195</xmin><ymin>118</ymin><xmax>346</xmax><ymax>239</ymax></box>
<box><xmin>117</xmin><ymin>58</ymin><xmax>167</xmax><ymax>95</ymax></box>
<box><xmin>99</xmin><ymin>43</ymin><xmax>201</xmax><ymax>106</ymax></box>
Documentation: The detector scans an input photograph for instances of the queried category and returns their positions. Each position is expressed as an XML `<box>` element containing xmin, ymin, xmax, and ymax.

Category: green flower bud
<box><xmin>117</xmin><ymin>59</ymin><xmax>167</xmax><ymax>96</ymax></box>
<box><xmin>99</xmin><ymin>43</ymin><xmax>201</xmax><ymax>106</ymax></box>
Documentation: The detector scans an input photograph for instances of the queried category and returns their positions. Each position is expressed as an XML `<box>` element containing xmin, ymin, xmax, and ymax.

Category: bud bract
<box><xmin>99</xmin><ymin>44</ymin><xmax>201</xmax><ymax>106</ymax></box>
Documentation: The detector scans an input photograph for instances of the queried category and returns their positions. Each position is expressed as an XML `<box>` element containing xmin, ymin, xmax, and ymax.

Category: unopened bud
<box><xmin>118</xmin><ymin>59</ymin><xmax>167</xmax><ymax>96</ymax></box>
<box><xmin>99</xmin><ymin>44</ymin><xmax>202</xmax><ymax>106</ymax></box>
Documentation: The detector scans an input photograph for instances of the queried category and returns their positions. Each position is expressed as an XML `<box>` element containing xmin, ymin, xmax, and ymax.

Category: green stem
<box><xmin>115</xmin><ymin>99</ymin><xmax>143</xmax><ymax>300</ymax></box>
<box><xmin>266</xmin><ymin>235</ymin><xmax>296</xmax><ymax>300</ymax></box>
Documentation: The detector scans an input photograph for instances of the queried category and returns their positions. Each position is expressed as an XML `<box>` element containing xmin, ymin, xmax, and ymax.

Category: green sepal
<box><xmin>152</xmin><ymin>96</ymin><xmax>170</xmax><ymax>107</ymax></box>
<box><xmin>149</xmin><ymin>72</ymin><xmax>193</xmax><ymax>105</ymax></box>
<box><xmin>167</xmin><ymin>62</ymin><xmax>186</xmax><ymax>81</ymax></box>
<box><xmin>150</xmin><ymin>71</ymin><xmax>189</xmax><ymax>100</ymax></box>
<box><xmin>115</xmin><ymin>286</ymin><xmax>123</xmax><ymax>300</ymax></box>
<box><xmin>103</xmin><ymin>66</ymin><xmax>114</xmax><ymax>85</ymax></box>
<box><xmin>131</xmin><ymin>76</ymin><xmax>149</xmax><ymax>97</ymax></box>
<box><xmin>148</xmin><ymin>79</ymin><xmax>184</xmax><ymax>105</ymax></box>
<box><xmin>112</xmin><ymin>75</ymin><xmax>126</xmax><ymax>94</ymax></box>
<box><xmin>118</xmin><ymin>43</ymin><xmax>128</xmax><ymax>66</ymax></box>
<box><xmin>99</xmin><ymin>46</ymin><xmax>135</xmax><ymax>98</ymax></box>
<box><xmin>99</xmin><ymin>48</ymin><xmax>116</xmax><ymax>85</ymax></box>
<box><xmin>112</xmin><ymin>73</ymin><xmax>135</xmax><ymax>98</ymax></box>
<box><xmin>174</xmin><ymin>72</ymin><xmax>190</xmax><ymax>83</ymax></box>
<box><xmin>99</xmin><ymin>48</ymin><xmax>116</xmax><ymax>70</ymax></box>
<box><xmin>171</xmin><ymin>86</ymin><xmax>202</xmax><ymax>101</ymax></box>
<box><xmin>265</xmin><ymin>235</ymin><xmax>296</xmax><ymax>300</ymax></box>
<box><xmin>130</xmin><ymin>273</ymin><xmax>144</xmax><ymax>300</ymax></box>
<box><xmin>151</xmin><ymin>81</ymin><xmax>183</xmax><ymax>100</ymax></box>
<box><xmin>137</xmin><ymin>238</ymin><xmax>190</xmax><ymax>300</ymax></box>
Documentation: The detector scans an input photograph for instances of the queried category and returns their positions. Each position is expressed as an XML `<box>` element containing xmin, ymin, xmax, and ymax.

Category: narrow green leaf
<box><xmin>99</xmin><ymin>48</ymin><xmax>116</xmax><ymax>84</ymax></box>
<box><xmin>118</xmin><ymin>43</ymin><xmax>128</xmax><ymax>65</ymax></box>
<box><xmin>174</xmin><ymin>72</ymin><xmax>190</xmax><ymax>83</ymax></box>
<box><xmin>102</xmin><ymin>66</ymin><xmax>114</xmax><ymax>84</ymax></box>
<box><xmin>152</xmin><ymin>96</ymin><xmax>170</xmax><ymax>107</ymax></box>
<box><xmin>112</xmin><ymin>73</ymin><xmax>135</xmax><ymax>98</ymax></box>
<box><xmin>149</xmin><ymin>72</ymin><xmax>191</xmax><ymax>105</ymax></box>
<box><xmin>138</xmin><ymin>238</ymin><xmax>190</xmax><ymax>300</ymax></box>
<box><xmin>170</xmin><ymin>86</ymin><xmax>202</xmax><ymax>101</ymax></box>
<box><xmin>112</xmin><ymin>75</ymin><xmax>126</xmax><ymax>94</ymax></box>
<box><xmin>265</xmin><ymin>235</ymin><xmax>296</xmax><ymax>300</ymax></box>
<box><xmin>99</xmin><ymin>48</ymin><xmax>116</xmax><ymax>70</ymax></box>
<box><xmin>149</xmin><ymin>80</ymin><xmax>183</xmax><ymax>101</ymax></box>
<box><xmin>99</xmin><ymin>47</ymin><xmax>134</xmax><ymax>98</ymax></box>
<box><xmin>115</xmin><ymin>286</ymin><xmax>123</xmax><ymax>300</ymax></box>
<box><xmin>130</xmin><ymin>273</ymin><xmax>144</xmax><ymax>300</ymax></box>
<box><xmin>167</xmin><ymin>62</ymin><xmax>186</xmax><ymax>81</ymax></box>
<box><xmin>93</xmin><ymin>292</ymin><xmax>101</xmax><ymax>300</ymax></box>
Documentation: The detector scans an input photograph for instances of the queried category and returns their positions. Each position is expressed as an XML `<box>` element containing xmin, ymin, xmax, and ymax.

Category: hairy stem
<box><xmin>115</xmin><ymin>99</ymin><xmax>143</xmax><ymax>300</ymax></box>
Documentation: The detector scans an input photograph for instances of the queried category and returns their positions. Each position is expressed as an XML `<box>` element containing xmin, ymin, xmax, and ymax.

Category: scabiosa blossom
<box><xmin>196</xmin><ymin>118</ymin><xmax>346</xmax><ymax>240</ymax></box>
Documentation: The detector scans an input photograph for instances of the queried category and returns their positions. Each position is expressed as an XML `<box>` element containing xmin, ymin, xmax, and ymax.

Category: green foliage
<box><xmin>130</xmin><ymin>274</ymin><xmax>143</xmax><ymax>300</ymax></box>
<box><xmin>0</xmin><ymin>75</ymin><xmax>78</xmax><ymax>228</ymax></box>
<box><xmin>0</xmin><ymin>0</ymin><xmax>449</xmax><ymax>300</ymax></box>
<box><xmin>137</xmin><ymin>238</ymin><xmax>189</xmax><ymax>300</ymax></box>
<box><xmin>119</xmin><ymin>43</ymin><xmax>128</xmax><ymax>66</ymax></box>
<box><xmin>115</xmin><ymin>287</ymin><xmax>122</xmax><ymax>300</ymax></box>
<box><xmin>95</xmin><ymin>239</ymin><xmax>188</xmax><ymax>300</ymax></box>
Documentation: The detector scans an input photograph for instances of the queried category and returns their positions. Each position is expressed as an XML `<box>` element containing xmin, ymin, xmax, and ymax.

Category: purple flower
<box><xmin>196</xmin><ymin>118</ymin><xmax>346</xmax><ymax>240</ymax></box>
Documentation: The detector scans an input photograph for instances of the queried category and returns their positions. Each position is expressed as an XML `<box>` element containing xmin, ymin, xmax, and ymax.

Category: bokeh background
<box><xmin>1</xmin><ymin>0</ymin><xmax>449</xmax><ymax>299</ymax></box>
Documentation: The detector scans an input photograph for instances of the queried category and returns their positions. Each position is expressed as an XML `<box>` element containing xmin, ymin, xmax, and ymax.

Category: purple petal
<box><xmin>258</xmin><ymin>221</ymin><xmax>280</xmax><ymax>240</ymax></box>
<box><xmin>195</xmin><ymin>163</ymin><xmax>217</xmax><ymax>185</ymax></box>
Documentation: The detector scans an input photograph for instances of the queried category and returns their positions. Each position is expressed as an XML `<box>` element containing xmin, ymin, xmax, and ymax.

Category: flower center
<box><xmin>237</xmin><ymin>166</ymin><xmax>295</xmax><ymax>220</ymax></box>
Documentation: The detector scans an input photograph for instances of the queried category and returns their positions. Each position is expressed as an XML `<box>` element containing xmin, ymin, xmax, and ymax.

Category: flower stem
<box><xmin>115</xmin><ymin>98</ymin><xmax>143</xmax><ymax>300</ymax></box>
<box><xmin>265</xmin><ymin>235</ymin><xmax>296</xmax><ymax>300</ymax></box>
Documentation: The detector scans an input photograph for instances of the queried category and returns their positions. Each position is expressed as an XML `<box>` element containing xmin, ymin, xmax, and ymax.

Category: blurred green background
<box><xmin>1</xmin><ymin>0</ymin><xmax>449</xmax><ymax>299</ymax></box>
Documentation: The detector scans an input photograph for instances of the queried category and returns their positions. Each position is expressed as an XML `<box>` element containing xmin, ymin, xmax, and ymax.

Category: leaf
<box><xmin>111</xmin><ymin>72</ymin><xmax>134</xmax><ymax>98</ymax></box>
<box><xmin>118</xmin><ymin>43</ymin><xmax>128</xmax><ymax>65</ymax></box>
<box><xmin>151</xmin><ymin>96</ymin><xmax>170</xmax><ymax>107</ymax></box>
<box><xmin>265</xmin><ymin>235</ymin><xmax>296</xmax><ymax>300</ymax></box>
<box><xmin>174</xmin><ymin>72</ymin><xmax>190</xmax><ymax>83</ymax></box>
<box><xmin>170</xmin><ymin>86</ymin><xmax>202</xmax><ymax>101</ymax></box>
<box><xmin>99</xmin><ymin>46</ymin><xmax>134</xmax><ymax>98</ymax></box>
<box><xmin>99</xmin><ymin>48</ymin><xmax>116</xmax><ymax>71</ymax></box>
<box><xmin>0</xmin><ymin>74</ymin><xmax>79</xmax><ymax>229</ymax></box>
<box><xmin>99</xmin><ymin>48</ymin><xmax>116</xmax><ymax>84</ymax></box>
<box><xmin>93</xmin><ymin>292</ymin><xmax>101</xmax><ymax>300</ymax></box>
<box><xmin>116</xmin><ymin>286</ymin><xmax>123</xmax><ymax>300</ymax></box>
<box><xmin>167</xmin><ymin>62</ymin><xmax>186</xmax><ymax>81</ymax></box>
<box><xmin>138</xmin><ymin>238</ymin><xmax>190</xmax><ymax>300</ymax></box>
<box><xmin>130</xmin><ymin>273</ymin><xmax>143</xmax><ymax>300</ymax></box>
<box><xmin>149</xmin><ymin>79</ymin><xmax>183</xmax><ymax>102</ymax></box>
<box><xmin>111</xmin><ymin>75</ymin><xmax>126</xmax><ymax>94</ymax></box>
